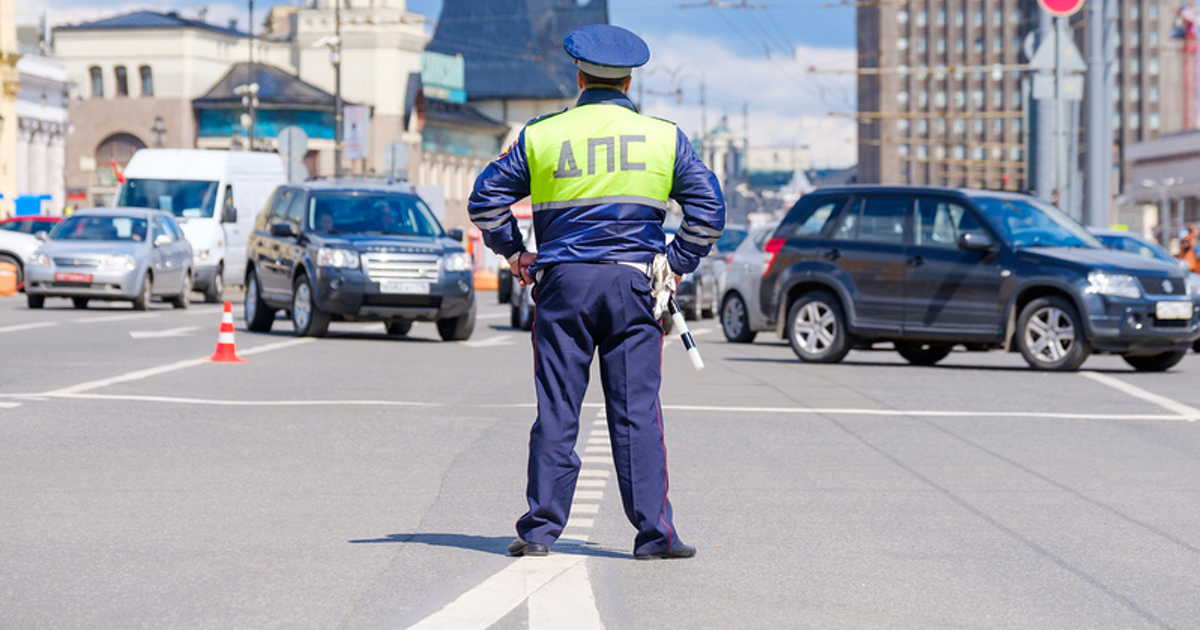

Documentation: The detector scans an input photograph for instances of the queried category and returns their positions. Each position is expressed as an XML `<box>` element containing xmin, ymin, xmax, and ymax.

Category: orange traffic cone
<box><xmin>209</xmin><ymin>301</ymin><xmax>246</xmax><ymax>363</ymax></box>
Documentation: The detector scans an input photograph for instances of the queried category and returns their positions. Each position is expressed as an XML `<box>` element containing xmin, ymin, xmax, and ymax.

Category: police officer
<box><xmin>468</xmin><ymin>24</ymin><xmax>725</xmax><ymax>560</ymax></box>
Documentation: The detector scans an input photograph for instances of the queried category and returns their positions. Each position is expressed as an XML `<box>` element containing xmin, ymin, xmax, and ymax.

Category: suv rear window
<box><xmin>830</xmin><ymin>196</ymin><xmax>909</xmax><ymax>244</ymax></box>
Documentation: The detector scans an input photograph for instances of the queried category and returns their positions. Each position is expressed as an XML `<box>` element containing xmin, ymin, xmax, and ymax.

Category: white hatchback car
<box><xmin>718</xmin><ymin>223</ymin><xmax>779</xmax><ymax>343</ymax></box>
<box><xmin>0</xmin><ymin>228</ymin><xmax>41</xmax><ymax>292</ymax></box>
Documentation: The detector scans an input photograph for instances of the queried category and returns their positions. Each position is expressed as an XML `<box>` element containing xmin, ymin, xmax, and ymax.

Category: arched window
<box><xmin>89</xmin><ymin>66</ymin><xmax>103</xmax><ymax>97</ymax></box>
<box><xmin>95</xmin><ymin>133</ymin><xmax>147</xmax><ymax>185</ymax></box>
<box><xmin>114</xmin><ymin>66</ymin><xmax>129</xmax><ymax>97</ymax></box>
<box><xmin>140</xmin><ymin>66</ymin><xmax>154</xmax><ymax>96</ymax></box>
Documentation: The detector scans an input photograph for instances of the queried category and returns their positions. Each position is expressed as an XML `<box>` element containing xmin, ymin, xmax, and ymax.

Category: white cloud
<box><xmin>17</xmin><ymin>1</ymin><xmax>257</xmax><ymax>33</ymax></box>
<box><xmin>634</xmin><ymin>32</ymin><xmax>857</xmax><ymax>167</ymax></box>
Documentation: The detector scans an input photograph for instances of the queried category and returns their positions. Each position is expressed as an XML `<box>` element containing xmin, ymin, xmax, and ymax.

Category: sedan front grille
<box><xmin>361</xmin><ymin>253</ymin><xmax>440</xmax><ymax>282</ymax></box>
<box><xmin>53</xmin><ymin>257</ymin><xmax>101</xmax><ymax>268</ymax></box>
<box><xmin>1138</xmin><ymin>276</ymin><xmax>1186</xmax><ymax>297</ymax></box>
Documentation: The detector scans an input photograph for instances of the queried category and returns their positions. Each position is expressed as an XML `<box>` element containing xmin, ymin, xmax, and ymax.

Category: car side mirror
<box><xmin>270</xmin><ymin>222</ymin><xmax>296</xmax><ymax>238</ymax></box>
<box><xmin>958</xmin><ymin>232</ymin><xmax>996</xmax><ymax>252</ymax></box>
<box><xmin>154</xmin><ymin>234</ymin><xmax>172</xmax><ymax>247</ymax></box>
<box><xmin>447</xmin><ymin>227</ymin><xmax>464</xmax><ymax>242</ymax></box>
<box><xmin>222</xmin><ymin>205</ymin><xmax>237</xmax><ymax>223</ymax></box>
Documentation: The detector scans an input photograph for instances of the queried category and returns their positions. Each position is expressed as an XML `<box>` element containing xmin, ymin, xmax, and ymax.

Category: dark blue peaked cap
<box><xmin>563</xmin><ymin>24</ymin><xmax>650</xmax><ymax>79</ymax></box>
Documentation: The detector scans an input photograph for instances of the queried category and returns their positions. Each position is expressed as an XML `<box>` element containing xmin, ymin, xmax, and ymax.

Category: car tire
<box><xmin>721</xmin><ymin>292</ymin><xmax>757</xmax><ymax>343</ymax></box>
<box><xmin>895</xmin><ymin>341</ymin><xmax>954</xmax><ymax>366</ymax></box>
<box><xmin>132</xmin><ymin>274</ymin><xmax>152</xmax><ymax>311</ymax></box>
<box><xmin>511</xmin><ymin>295</ymin><xmax>533</xmax><ymax>331</ymax></box>
<box><xmin>0</xmin><ymin>254</ymin><xmax>21</xmax><ymax>291</ymax></box>
<box><xmin>498</xmin><ymin>273</ymin><xmax>512</xmax><ymax>304</ymax></box>
<box><xmin>170</xmin><ymin>273</ymin><xmax>191</xmax><ymax>309</ymax></box>
<box><xmin>27</xmin><ymin>293</ymin><xmax>44</xmax><ymax>309</ymax></box>
<box><xmin>204</xmin><ymin>264</ymin><xmax>223</xmax><ymax>304</ymax></box>
<box><xmin>72</xmin><ymin>297</ymin><xmax>89</xmax><ymax>310</ymax></box>
<box><xmin>385</xmin><ymin>320</ymin><xmax>413</xmax><ymax>336</ymax></box>
<box><xmin>1016</xmin><ymin>295</ymin><xmax>1090</xmax><ymax>371</ymax></box>
<box><xmin>1122</xmin><ymin>350</ymin><xmax>1187</xmax><ymax>372</ymax></box>
<box><xmin>438</xmin><ymin>300</ymin><xmax>476</xmax><ymax>341</ymax></box>
<box><xmin>1194</xmin><ymin>338</ymin><xmax>1200</xmax><ymax>353</ymax></box>
<box><xmin>292</xmin><ymin>273</ymin><xmax>330</xmax><ymax>337</ymax></box>
<box><xmin>244</xmin><ymin>269</ymin><xmax>275</xmax><ymax>333</ymax></box>
<box><xmin>787</xmin><ymin>290</ymin><xmax>851</xmax><ymax>363</ymax></box>
<box><xmin>702</xmin><ymin>280</ymin><xmax>717</xmax><ymax>319</ymax></box>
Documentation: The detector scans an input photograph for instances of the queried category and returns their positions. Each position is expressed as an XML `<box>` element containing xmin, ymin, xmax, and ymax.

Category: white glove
<box><xmin>650</xmin><ymin>253</ymin><xmax>676</xmax><ymax>320</ymax></box>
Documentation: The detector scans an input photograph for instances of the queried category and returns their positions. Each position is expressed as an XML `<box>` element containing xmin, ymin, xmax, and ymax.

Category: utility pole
<box><xmin>1034</xmin><ymin>10</ymin><xmax>1055</xmax><ymax>203</ymax></box>
<box><xmin>247</xmin><ymin>0</ymin><xmax>255</xmax><ymax>150</ymax></box>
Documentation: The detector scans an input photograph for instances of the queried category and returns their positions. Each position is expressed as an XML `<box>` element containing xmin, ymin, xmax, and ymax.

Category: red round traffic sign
<box><xmin>1038</xmin><ymin>0</ymin><xmax>1085</xmax><ymax>17</ymax></box>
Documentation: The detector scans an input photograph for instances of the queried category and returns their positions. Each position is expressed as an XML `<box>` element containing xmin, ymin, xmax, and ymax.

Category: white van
<box><xmin>115</xmin><ymin>149</ymin><xmax>286</xmax><ymax>302</ymax></box>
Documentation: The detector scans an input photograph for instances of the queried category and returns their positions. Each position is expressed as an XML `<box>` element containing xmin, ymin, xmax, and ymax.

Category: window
<box><xmin>1131</xmin><ymin>58</ymin><xmax>1140</xmax><ymax>74</ymax></box>
<box><xmin>1149</xmin><ymin>112</ymin><xmax>1160</xmax><ymax>130</ymax></box>
<box><xmin>856</xmin><ymin>196</ymin><xmax>910</xmax><ymax>244</ymax></box>
<box><xmin>1130</xmin><ymin>112</ymin><xmax>1140</xmax><ymax>129</ymax></box>
<box><xmin>89</xmin><ymin>66</ymin><xmax>103</xmax><ymax>97</ymax></box>
<box><xmin>918</xmin><ymin>119</ymin><xmax>929</xmax><ymax>134</ymax></box>
<box><xmin>955</xmin><ymin>90</ymin><xmax>966</xmax><ymax>107</ymax></box>
<box><xmin>898</xmin><ymin>37</ymin><xmax>909</xmax><ymax>51</ymax></box>
<box><xmin>993</xmin><ymin>119</ymin><xmax>1003</xmax><ymax>134</ymax></box>
<box><xmin>992</xmin><ymin>37</ymin><xmax>1002</xmax><ymax>52</ymax></box>
<box><xmin>974</xmin><ymin>119</ymin><xmax>985</xmax><ymax>134</ymax></box>
<box><xmin>918</xmin><ymin>37</ymin><xmax>927</xmax><ymax>53</ymax></box>
<box><xmin>898</xmin><ymin>9</ymin><xmax>909</xmax><ymax>23</ymax></box>
<box><xmin>1148</xmin><ymin>58</ymin><xmax>1159</xmax><ymax>75</ymax></box>
<box><xmin>897</xmin><ymin>119</ymin><xmax>910</xmax><ymax>132</ymax></box>
<box><xmin>935</xmin><ymin>91</ymin><xmax>947</xmax><ymax>107</ymax></box>
<box><xmin>956</xmin><ymin>38</ymin><xmax>965</xmax><ymax>53</ymax></box>
<box><xmin>918</xmin><ymin>90</ymin><xmax>928</xmax><ymax>107</ymax></box>
<box><xmin>974</xmin><ymin>10</ymin><xmax>983</xmax><ymax>25</ymax></box>
<box><xmin>1149</xmin><ymin>2</ymin><xmax>1159</xmax><ymax>19</ymax></box>
<box><xmin>139</xmin><ymin>66</ymin><xmax>154</xmax><ymax>96</ymax></box>
<box><xmin>1130</xmin><ymin>85</ymin><xmax>1140</xmax><ymax>101</ymax></box>
<box><xmin>993</xmin><ymin>91</ymin><xmax>1003</xmax><ymax>107</ymax></box>
<box><xmin>898</xmin><ymin>144</ymin><xmax>910</xmax><ymax>157</ymax></box>
<box><xmin>1149</xmin><ymin>32</ymin><xmax>1158</xmax><ymax>47</ymax></box>
<box><xmin>953</xmin><ymin>119</ymin><xmax>965</xmax><ymax>134</ymax></box>
<box><xmin>1130</xmin><ymin>3</ymin><xmax>1139</xmax><ymax>19</ymax></box>
<box><xmin>974</xmin><ymin>37</ymin><xmax>984</xmax><ymax>53</ymax></box>
<box><xmin>917</xmin><ymin>144</ymin><xmax>929</xmax><ymax>158</ymax></box>
<box><xmin>1012</xmin><ymin>92</ymin><xmax>1022</xmax><ymax>107</ymax></box>
<box><xmin>1113</xmin><ymin>112</ymin><xmax>1122</xmax><ymax>129</ymax></box>
<box><xmin>1010</xmin><ymin>147</ymin><xmax>1022</xmax><ymax>160</ymax></box>
<box><xmin>915</xmin><ymin>199</ymin><xmax>981</xmax><ymax>248</ymax></box>
<box><xmin>955</xmin><ymin>10</ymin><xmax>964</xmax><ymax>26</ymax></box>
<box><xmin>1012</xmin><ymin>118</ymin><xmax>1022</xmax><ymax>133</ymax></box>
<box><xmin>1149</xmin><ymin>84</ymin><xmax>1159</xmax><ymax>102</ymax></box>
<box><xmin>936</xmin><ymin>10</ymin><xmax>945</xmax><ymax>26</ymax></box>
<box><xmin>973</xmin><ymin>146</ymin><xmax>986</xmax><ymax>160</ymax></box>
<box><xmin>937</xmin><ymin>38</ymin><xmax>946</xmax><ymax>54</ymax></box>
<box><xmin>954</xmin><ymin>145</ymin><xmax>966</xmax><ymax>159</ymax></box>
<box><xmin>992</xmin><ymin>10</ymin><xmax>1002</xmax><ymax>24</ymax></box>
<box><xmin>1130</xmin><ymin>31</ymin><xmax>1139</xmax><ymax>47</ymax></box>
<box><xmin>285</xmin><ymin>189</ymin><xmax>306</xmax><ymax>230</ymax></box>
<box><xmin>114</xmin><ymin>66</ymin><xmax>129</xmax><ymax>97</ymax></box>
<box><xmin>791</xmin><ymin>200</ymin><xmax>841</xmax><ymax>238</ymax></box>
<box><xmin>972</xmin><ymin>89</ymin><xmax>984</xmax><ymax>107</ymax></box>
<box><xmin>898</xmin><ymin>91</ymin><xmax>910</xmax><ymax>105</ymax></box>
<box><xmin>916</xmin><ymin>10</ymin><xmax>927</xmax><ymax>26</ymax></box>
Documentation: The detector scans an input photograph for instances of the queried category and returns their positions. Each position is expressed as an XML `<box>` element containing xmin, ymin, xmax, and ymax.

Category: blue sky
<box><xmin>20</xmin><ymin>0</ymin><xmax>858</xmax><ymax>166</ymax></box>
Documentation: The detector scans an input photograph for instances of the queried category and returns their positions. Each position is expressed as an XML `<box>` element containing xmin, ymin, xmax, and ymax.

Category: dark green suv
<box><xmin>762</xmin><ymin>186</ymin><xmax>1200</xmax><ymax>371</ymax></box>
<box><xmin>244</xmin><ymin>180</ymin><xmax>475</xmax><ymax>340</ymax></box>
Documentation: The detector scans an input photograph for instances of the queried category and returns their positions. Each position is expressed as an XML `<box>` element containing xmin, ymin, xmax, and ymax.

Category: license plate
<box><xmin>380</xmin><ymin>280</ymin><xmax>431</xmax><ymax>295</ymax></box>
<box><xmin>54</xmin><ymin>272</ymin><xmax>92</xmax><ymax>283</ymax></box>
<box><xmin>1155</xmin><ymin>300</ymin><xmax>1192</xmax><ymax>320</ymax></box>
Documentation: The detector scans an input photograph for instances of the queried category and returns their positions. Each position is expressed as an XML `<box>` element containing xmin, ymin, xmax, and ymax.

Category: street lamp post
<box><xmin>333</xmin><ymin>0</ymin><xmax>343</xmax><ymax>178</ymax></box>
<box><xmin>151</xmin><ymin>116</ymin><xmax>166</xmax><ymax>148</ymax></box>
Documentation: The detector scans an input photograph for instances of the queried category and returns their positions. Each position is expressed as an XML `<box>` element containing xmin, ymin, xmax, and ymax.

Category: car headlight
<box><xmin>29</xmin><ymin>251</ymin><xmax>51</xmax><ymax>267</ymax></box>
<box><xmin>444</xmin><ymin>252</ymin><xmax>471</xmax><ymax>272</ymax></box>
<box><xmin>317</xmin><ymin>247</ymin><xmax>359</xmax><ymax>269</ymax></box>
<box><xmin>1086</xmin><ymin>271</ymin><xmax>1141</xmax><ymax>299</ymax></box>
<box><xmin>1187</xmin><ymin>274</ymin><xmax>1200</xmax><ymax>299</ymax></box>
<box><xmin>193</xmin><ymin>249</ymin><xmax>211</xmax><ymax>263</ymax></box>
<box><xmin>100</xmin><ymin>254</ymin><xmax>137</xmax><ymax>271</ymax></box>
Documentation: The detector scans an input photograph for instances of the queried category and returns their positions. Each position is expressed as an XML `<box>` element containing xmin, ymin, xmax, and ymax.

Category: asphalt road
<box><xmin>2</xmin><ymin>289</ymin><xmax>1200</xmax><ymax>630</ymax></box>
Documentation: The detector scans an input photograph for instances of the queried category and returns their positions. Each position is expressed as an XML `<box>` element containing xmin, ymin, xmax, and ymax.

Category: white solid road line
<box><xmin>0</xmin><ymin>402</ymin><xmax>21</xmax><ymax>409</ymax></box>
<box><xmin>50</xmin><ymin>393</ymin><xmax>439</xmax><ymax>407</ymax></box>
<box><xmin>37</xmin><ymin>338</ymin><xmax>314</xmax><ymax>396</ymax></box>
<box><xmin>129</xmin><ymin>326</ymin><xmax>201</xmax><ymax>339</ymax></box>
<box><xmin>1081</xmin><ymin>371</ymin><xmax>1200</xmax><ymax>420</ymax></box>
<box><xmin>0</xmin><ymin>322</ymin><xmax>57</xmax><ymax>334</ymax></box>
<box><xmin>76</xmin><ymin>312</ymin><xmax>161</xmax><ymax>324</ymax></box>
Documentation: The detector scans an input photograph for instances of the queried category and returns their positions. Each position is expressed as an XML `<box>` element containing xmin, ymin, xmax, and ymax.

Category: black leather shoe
<box><xmin>508</xmin><ymin>538</ymin><xmax>550</xmax><ymax>557</ymax></box>
<box><xmin>634</xmin><ymin>540</ymin><xmax>696</xmax><ymax>560</ymax></box>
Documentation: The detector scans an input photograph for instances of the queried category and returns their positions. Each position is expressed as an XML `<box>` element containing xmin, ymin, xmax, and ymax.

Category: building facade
<box><xmin>1</xmin><ymin>0</ymin><xmax>19</xmax><ymax>217</ymax></box>
<box><xmin>857</xmin><ymin>1</ymin><xmax>1188</xmax><ymax>195</ymax></box>
<box><xmin>15</xmin><ymin>47</ymin><xmax>70</xmax><ymax>215</ymax></box>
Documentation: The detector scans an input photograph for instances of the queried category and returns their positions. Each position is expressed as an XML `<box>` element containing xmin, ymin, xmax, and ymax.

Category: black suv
<box><xmin>762</xmin><ymin>186</ymin><xmax>1200</xmax><ymax>371</ymax></box>
<box><xmin>244</xmin><ymin>180</ymin><xmax>475</xmax><ymax>339</ymax></box>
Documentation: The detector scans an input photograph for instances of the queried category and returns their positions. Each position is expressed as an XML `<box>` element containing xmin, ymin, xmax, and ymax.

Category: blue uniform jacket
<box><xmin>467</xmin><ymin>89</ymin><xmax>726</xmax><ymax>275</ymax></box>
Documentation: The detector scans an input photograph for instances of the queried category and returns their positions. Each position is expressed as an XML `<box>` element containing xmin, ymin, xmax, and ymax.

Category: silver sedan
<box><xmin>24</xmin><ymin>207</ymin><xmax>193</xmax><ymax>310</ymax></box>
<box><xmin>718</xmin><ymin>222</ymin><xmax>779</xmax><ymax>343</ymax></box>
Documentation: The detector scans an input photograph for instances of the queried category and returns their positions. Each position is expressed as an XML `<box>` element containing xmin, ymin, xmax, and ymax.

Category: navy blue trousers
<box><xmin>517</xmin><ymin>262</ymin><xmax>678</xmax><ymax>556</ymax></box>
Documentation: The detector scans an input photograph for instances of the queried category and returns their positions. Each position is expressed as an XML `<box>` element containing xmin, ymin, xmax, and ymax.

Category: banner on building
<box><xmin>343</xmin><ymin>105</ymin><xmax>370</xmax><ymax>161</ymax></box>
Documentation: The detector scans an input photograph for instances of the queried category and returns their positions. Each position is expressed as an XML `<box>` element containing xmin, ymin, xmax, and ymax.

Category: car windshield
<box><xmin>713</xmin><ymin>227</ymin><xmax>749</xmax><ymax>253</ymax></box>
<box><xmin>974</xmin><ymin>196</ymin><xmax>1102</xmax><ymax>249</ymax></box>
<box><xmin>308</xmin><ymin>194</ymin><xmax>444</xmax><ymax>237</ymax></box>
<box><xmin>118</xmin><ymin>178</ymin><xmax>220</xmax><ymax>219</ymax></box>
<box><xmin>1097</xmin><ymin>234</ymin><xmax>1176</xmax><ymax>263</ymax></box>
<box><xmin>53</xmin><ymin>215</ymin><xmax>148</xmax><ymax>242</ymax></box>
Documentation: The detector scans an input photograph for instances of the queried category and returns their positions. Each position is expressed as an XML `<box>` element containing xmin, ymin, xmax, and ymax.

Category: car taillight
<box><xmin>763</xmin><ymin>237</ymin><xmax>785</xmax><ymax>276</ymax></box>
<box><xmin>724</xmin><ymin>253</ymin><xmax>735</xmax><ymax>265</ymax></box>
